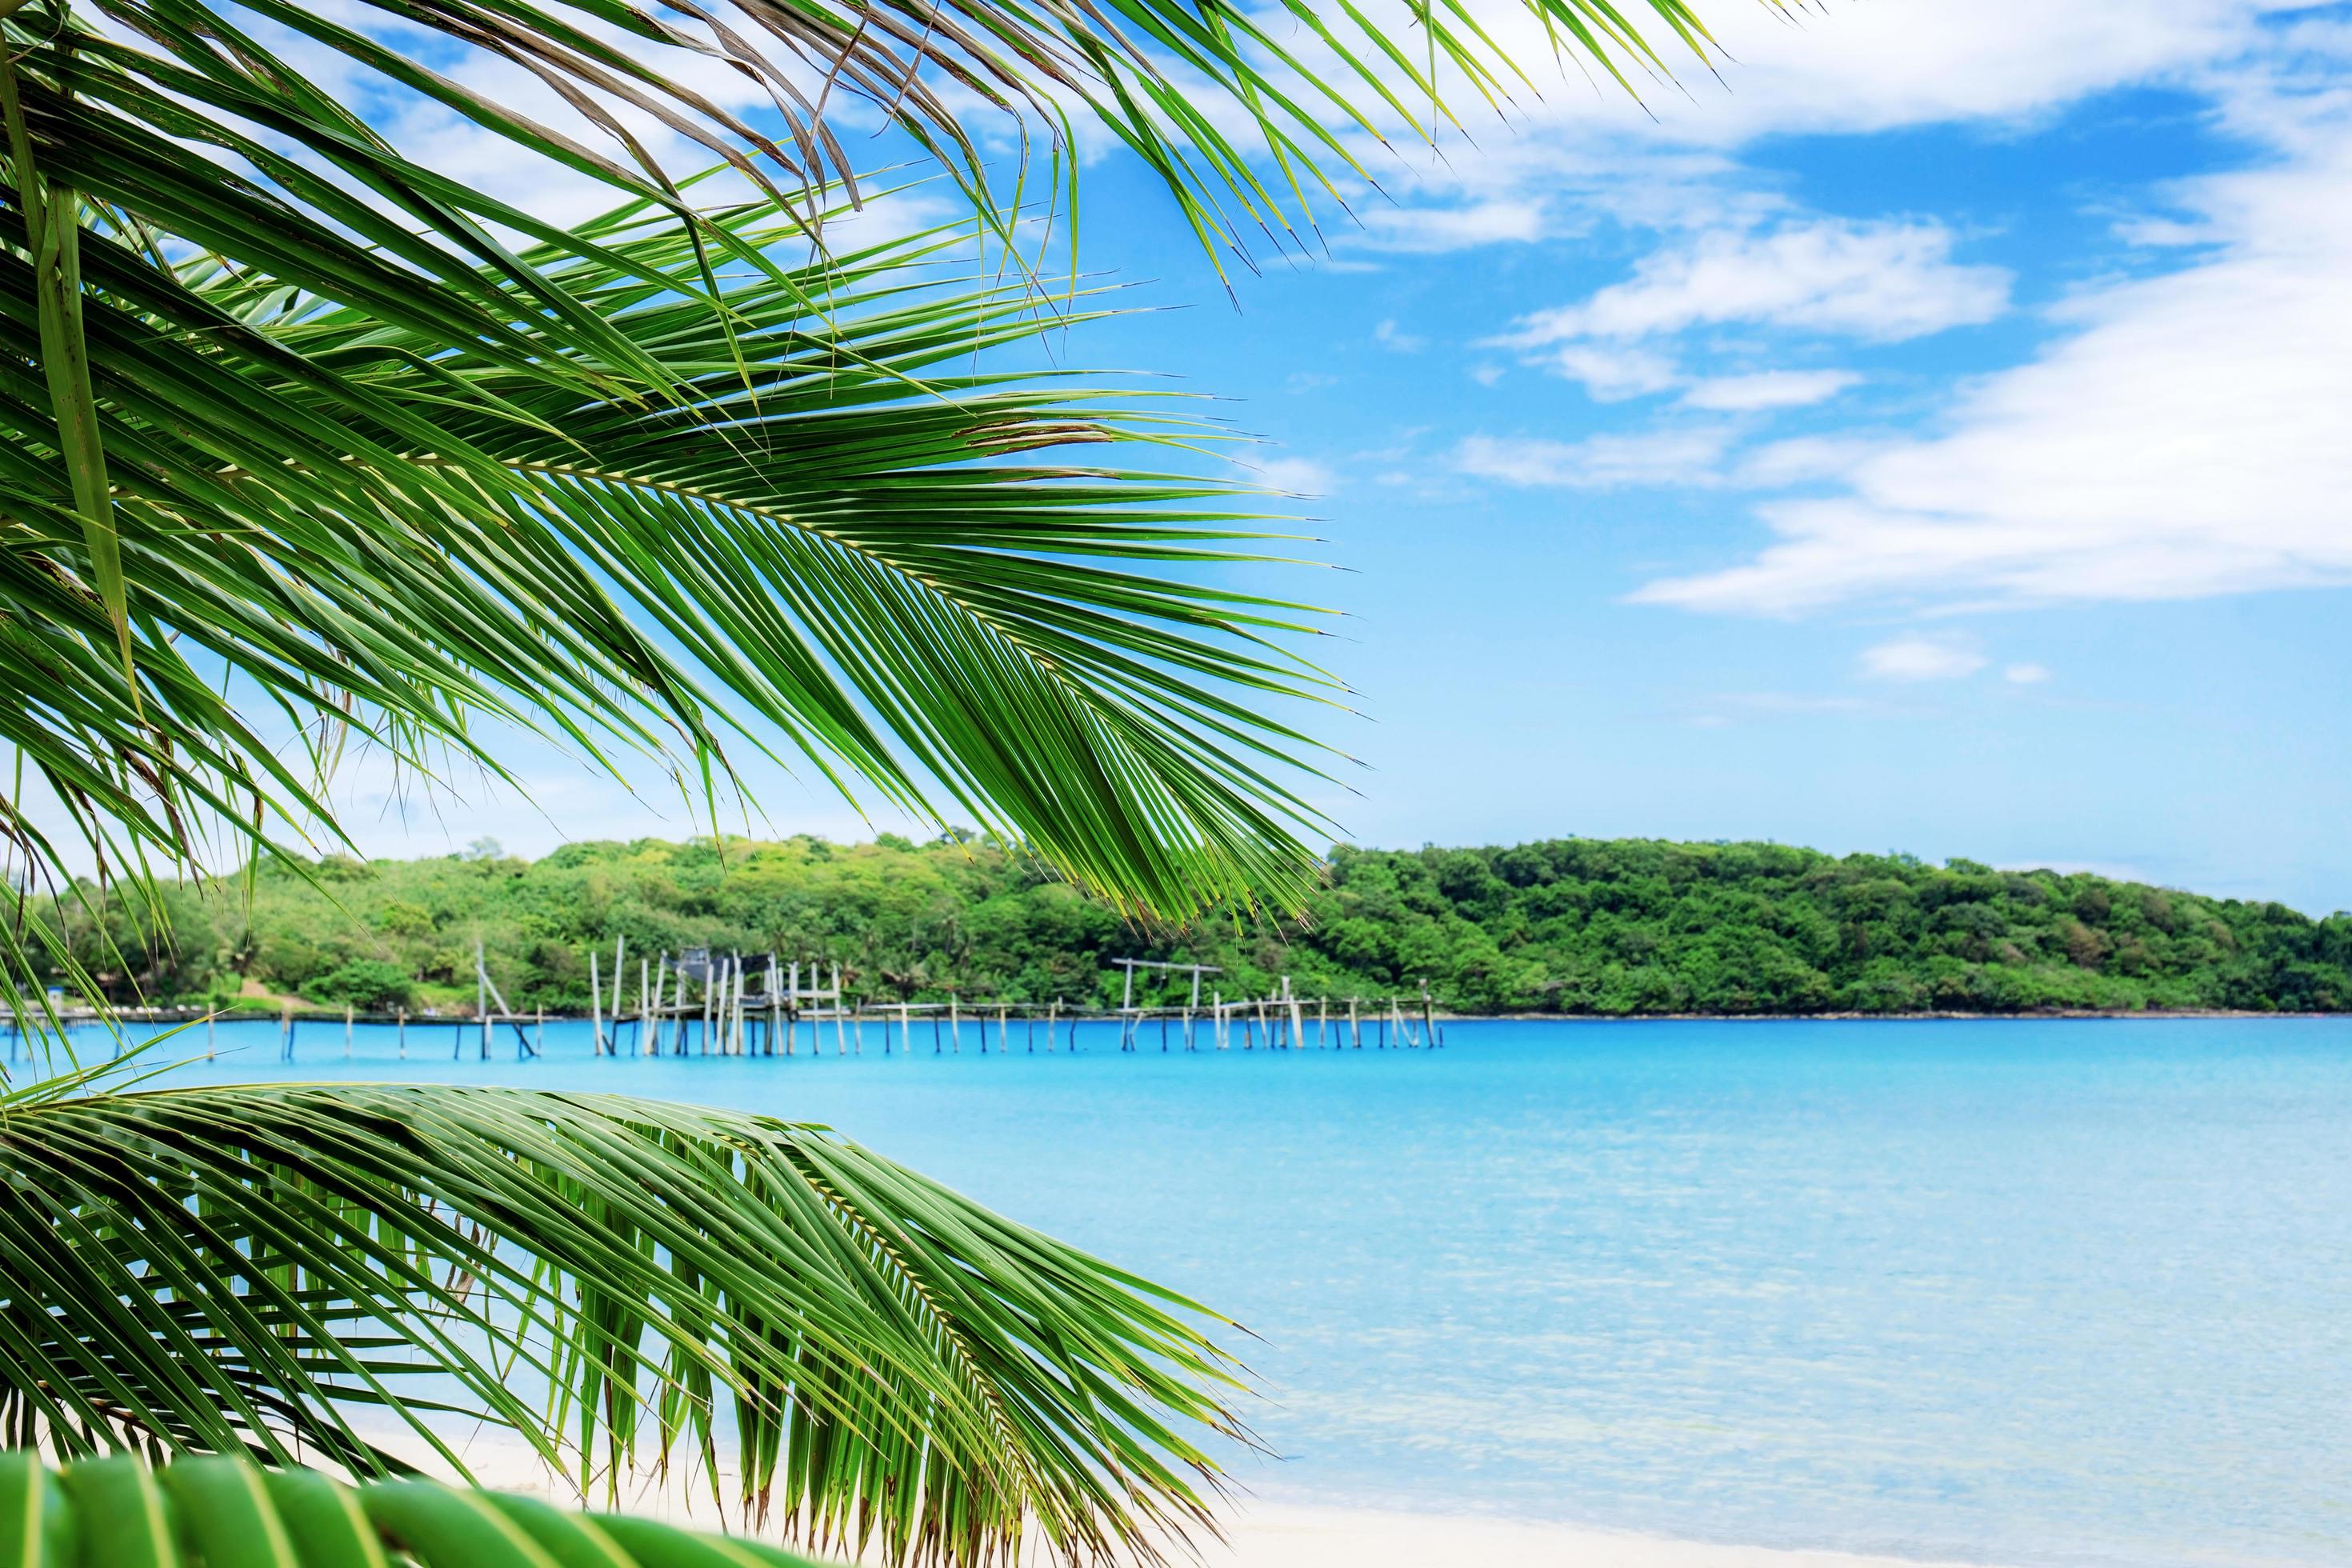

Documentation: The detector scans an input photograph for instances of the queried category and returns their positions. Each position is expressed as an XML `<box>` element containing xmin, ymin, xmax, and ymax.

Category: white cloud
<box><xmin>1577</xmin><ymin>0</ymin><xmax>2273</xmax><ymax>145</ymax></box>
<box><xmin>1859</xmin><ymin>634</ymin><xmax>1987</xmax><ymax>682</ymax></box>
<box><xmin>1454</xmin><ymin>428</ymin><xmax>1730</xmax><ymax>489</ymax></box>
<box><xmin>1498</xmin><ymin>219</ymin><xmax>2009</xmax><ymax>349</ymax></box>
<box><xmin>1538</xmin><ymin>343</ymin><xmax>1682</xmax><ymax>400</ymax></box>
<box><xmin>2004</xmin><ymin>662</ymin><xmax>2054</xmax><ymax>685</ymax></box>
<box><xmin>1733</xmin><ymin>435</ymin><xmax>1891</xmax><ymax>489</ymax></box>
<box><xmin>1681</xmin><ymin>370</ymin><xmax>1862</xmax><ymax>412</ymax></box>
<box><xmin>1354</xmin><ymin>198</ymin><xmax>1550</xmax><ymax>250</ymax></box>
<box><xmin>1634</xmin><ymin>66</ymin><xmax>2352</xmax><ymax>616</ymax></box>
<box><xmin>1374</xmin><ymin>0</ymin><xmax>2270</xmax><ymax>154</ymax></box>
<box><xmin>1314</xmin><ymin>0</ymin><xmax>2286</xmax><ymax>250</ymax></box>
<box><xmin>1248</xmin><ymin>455</ymin><xmax>1339</xmax><ymax>495</ymax></box>
<box><xmin>1373</xmin><ymin>318</ymin><xmax>1426</xmax><ymax>352</ymax></box>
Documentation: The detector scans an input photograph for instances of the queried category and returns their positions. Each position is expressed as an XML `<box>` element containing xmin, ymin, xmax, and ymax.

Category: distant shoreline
<box><xmin>36</xmin><ymin>1005</ymin><xmax>2345</xmax><ymax>1028</ymax></box>
<box><xmin>1433</xmin><ymin>1008</ymin><xmax>2350</xmax><ymax>1022</ymax></box>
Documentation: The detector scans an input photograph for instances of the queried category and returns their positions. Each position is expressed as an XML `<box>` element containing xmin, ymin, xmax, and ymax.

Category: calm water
<box><xmin>29</xmin><ymin>1016</ymin><xmax>2352</xmax><ymax>1567</ymax></box>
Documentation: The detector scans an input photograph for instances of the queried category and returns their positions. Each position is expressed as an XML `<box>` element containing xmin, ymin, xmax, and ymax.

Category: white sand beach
<box><xmin>1210</xmin><ymin>1504</ymin><xmax>1983</xmax><ymax>1568</ymax></box>
<box><xmin>380</xmin><ymin>1431</ymin><xmax>1979</xmax><ymax>1568</ymax></box>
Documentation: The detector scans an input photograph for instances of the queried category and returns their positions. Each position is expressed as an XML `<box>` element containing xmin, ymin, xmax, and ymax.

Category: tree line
<box><xmin>33</xmin><ymin>834</ymin><xmax>2352</xmax><ymax>1017</ymax></box>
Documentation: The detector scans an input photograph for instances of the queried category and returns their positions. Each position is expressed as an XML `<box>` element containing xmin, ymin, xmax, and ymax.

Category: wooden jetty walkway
<box><xmin>8</xmin><ymin>941</ymin><xmax>1448</xmax><ymax>1062</ymax></box>
<box><xmin>571</xmin><ymin>944</ymin><xmax>1446</xmax><ymax>1059</ymax></box>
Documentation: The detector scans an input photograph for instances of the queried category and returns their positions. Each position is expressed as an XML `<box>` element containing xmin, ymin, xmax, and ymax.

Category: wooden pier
<box><xmin>9</xmin><ymin>950</ymin><xmax>1447</xmax><ymax>1062</ymax></box>
<box><xmin>574</xmin><ymin>947</ymin><xmax>1446</xmax><ymax>1058</ymax></box>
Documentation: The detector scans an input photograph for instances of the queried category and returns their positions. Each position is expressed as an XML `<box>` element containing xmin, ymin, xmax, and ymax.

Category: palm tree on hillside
<box><xmin>0</xmin><ymin>1</ymin><xmax>1754</xmax><ymax>1562</ymax></box>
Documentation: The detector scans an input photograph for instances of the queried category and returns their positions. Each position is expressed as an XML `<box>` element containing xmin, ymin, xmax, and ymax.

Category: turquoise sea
<box><xmin>35</xmin><ymin>1017</ymin><xmax>2352</xmax><ymax>1567</ymax></box>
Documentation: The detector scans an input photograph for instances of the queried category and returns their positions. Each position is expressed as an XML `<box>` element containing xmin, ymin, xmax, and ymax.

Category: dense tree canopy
<box><xmin>37</xmin><ymin>835</ymin><xmax>2352</xmax><ymax>1018</ymax></box>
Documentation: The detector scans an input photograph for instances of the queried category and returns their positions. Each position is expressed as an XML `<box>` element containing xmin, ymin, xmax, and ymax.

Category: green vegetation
<box><xmin>42</xmin><ymin>835</ymin><xmax>2352</xmax><ymax>1017</ymax></box>
<box><xmin>0</xmin><ymin>1074</ymin><xmax>1238</xmax><ymax>1566</ymax></box>
<box><xmin>0</xmin><ymin>1450</ymin><xmax>834</xmax><ymax>1567</ymax></box>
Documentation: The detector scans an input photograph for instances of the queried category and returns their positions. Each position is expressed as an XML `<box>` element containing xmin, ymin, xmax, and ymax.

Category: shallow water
<box><xmin>30</xmin><ymin>1016</ymin><xmax>2352</xmax><ymax>1568</ymax></box>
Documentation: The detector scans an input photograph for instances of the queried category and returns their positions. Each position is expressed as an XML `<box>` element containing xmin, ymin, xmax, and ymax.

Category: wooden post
<box><xmin>736</xmin><ymin>964</ymin><xmax>750</xmax><ymax>1056</ymax></box>
<box><xmin>1350</xmin><ymin>996</ymin><xmax>1361</xmax><ymax>1050</ymax></box>
<box><xmin>1250</xmin><ymin>994</ymin><xmax>1267</xmax><ymax>1050</ymax></box>
<box><xmin>996</xmin><ymin>1004</ymin><xmax>1007</xmax><ymax>1056</ymax></box>
<box><xmin>1318</xmin><ymin>997</ymin><xmax>1329</xmax><ymax>1049</ymax></box>
<box><xmin>535</xmin><ymin>1007</ymin><xmax>546</xmax><ymax>1058</ymax></box>
<box><xmin>207</xmin><ymin>1012</ymin><xmax>217</xmax><ymax>1062</ymax></box>
<box><xmin>588</xmin><ymin>948</ymin><xmax>606</xmax><ymax>1055</ymax></box>
<box><xmin>397</xmin><ymin>1007</ymin><xmax>407</xmax><ymax>1059</ymax></box>
<box><xmin>281</xmin><ymin>1004</ymin><xmax>292</xmax><ymax>1062</ymax></box>
<box><xmin>1046</xmin><ymin>998</ymin><xmax>1058</xmax><ymax>1052</ymax></box>
<box><xmin>834</xmin><ymin>965</ymin><xmax>850</xmax><ymax>1055</ymax></box>
<box><xmin>898</xmin><ymin>1002</ymin><xmax>911</xmax><ymax>1056</ymax></box>
<box><xmin>949</xmin><ymin>992</ymin><xmax>960</xmax><ymax>1054</ymax></box>
<box><xmin>770</xmin><ymin>959</ymin><xmax>783</xmax><ymax>1058</ymax></box>
<box><xmin>786</xmin><ymin>960</ymin><xmax>800</xmax><ymax>1057</ymax></box>
<box><xmin>641</xmin><ymin>958</ymin><xmax>654</xmax><ymax>1055</ymax></box>
<box><xmin>610</xmin><ymin>935</ymin><xmax>626</xmax><ymax>1050</ymax></box>
<box><xmin>1421</xmin><ymin>981</ymin><xmax>1438</xmax><ymax>1049</ymax></box>
<box><xmin>477</xmin><ymin>940</ymin><xmax>491</xmax><ymax>1061</ymax></box>
<box><xmin>1286</xmin><ymin>976</ymin><xmax>1306</xmax><ymax>1052</ymax></box>
<box><xmin>344</xmin><ymin>1003</ymin><xmax>354</xmax><ymax>1058</ymax></box>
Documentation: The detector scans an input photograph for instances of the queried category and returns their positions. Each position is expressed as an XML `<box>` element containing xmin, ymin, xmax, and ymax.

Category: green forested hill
<box><xmin>36</xmin><ymin>834</ymin><xmax>2352</xmax><ymax>1016</ymax></box>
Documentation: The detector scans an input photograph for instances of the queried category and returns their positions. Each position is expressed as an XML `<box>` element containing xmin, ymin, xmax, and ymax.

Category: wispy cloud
<box><xmin>1310</xmin><ymin>1</ymin><xmax>2278</xmax><ymax>253</ymax></box>
<box><xmin>1633</xmin><ymin>61</ymin><xmax>2352</xmax><ymax>616</ymax></box>
<box><xmin>1354</xmin><ymin>198</ymin><xmax>1550</xmax><ymax>250</ymax></box>
<box><xmin>1681</xmin><ymin>370</ymin><xmax>1862</xmax><ymax>412</ymax></box>
<box><xmin>1246</xmin><ymin>454</ymin><xmax>1339</xmax><ymax>496</ymax></box>
<box><xmin>1859</xmin><ymin>634</ymin><xmax>1987</xmax><ymax>682</ymax></box>
<box><xmin>1453</xmin><ymin>427</ymin><xmax>1731</xmax><ymax>489</ymax></box>
<box><xmin>1538</xmin><ymin>344</ymin><xmax>1682</xmax><ymax>401</ymax></box>
<box><xmin>1496</xmin><ymin>218</ymin><xmax>2009</xmax><ymax>352</ymax></box>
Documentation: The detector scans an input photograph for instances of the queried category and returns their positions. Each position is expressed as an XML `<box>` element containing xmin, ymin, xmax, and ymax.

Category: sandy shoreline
<box><xmin>1211</xmin><ymin>1503</ymin><xmax>1992</xmax><ymax>1568</ymax></box>
<box><xmin>382</xmin><ymin>1435</ymin><xmax>1989</xmax><ymax>1568</ymax></box>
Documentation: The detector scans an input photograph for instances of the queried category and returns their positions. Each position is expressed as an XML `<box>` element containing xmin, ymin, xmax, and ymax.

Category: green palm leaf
<box><xmin>60</xmin><ymin>0</ymin><xmax>1759</xmax><ymax>272</ymax></box>
<box><xmin>2</xmin><ymin>0</ymin><xmax>1765</xmax><ymax>942</ymax></box>
<box><xmin>0</xmin><ymin>1449</ymin><xmax>843</xmax><ymax>1567</ymax></box>
<box><xmin>6</xmin><ymin>182</ymin><xmax>1346</xmax><ymax>945</ymax></box>
<box><xmin>0</xmin><ymin>1078</ymin><xmax>1246</xmax><ymax>1565</ymax></box>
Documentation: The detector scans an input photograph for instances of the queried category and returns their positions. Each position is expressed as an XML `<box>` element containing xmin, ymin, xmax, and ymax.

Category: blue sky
<box><xmin>186</xmin><ymin>2</ymin><xmax>2352</xmax><ymax>912</ymax></box>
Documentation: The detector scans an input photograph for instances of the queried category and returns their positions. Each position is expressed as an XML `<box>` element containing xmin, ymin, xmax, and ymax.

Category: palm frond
<box><xmin>0</xmin><ymin>1079</ymin><xmax>1247</xmax><ymax>1566</ymax></box>
<box><xmin>2</xmin><ymin>186</ymin><xmax>1344</xmax><ymax>955</ymax></box>
<box><xmin>58</xmin><ymin>0</ymin><xmax>1770</xmax><ymax>270</ymax></box>
<box><xmin>2</xmin><ymin>1449</ymin><xmax>843</xmax><ymax>1567</ymax></box>
<box><xmin>2</xmin><ymin>0</ymin><xmax>1770</xmax><ymax>946</ymax></box>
